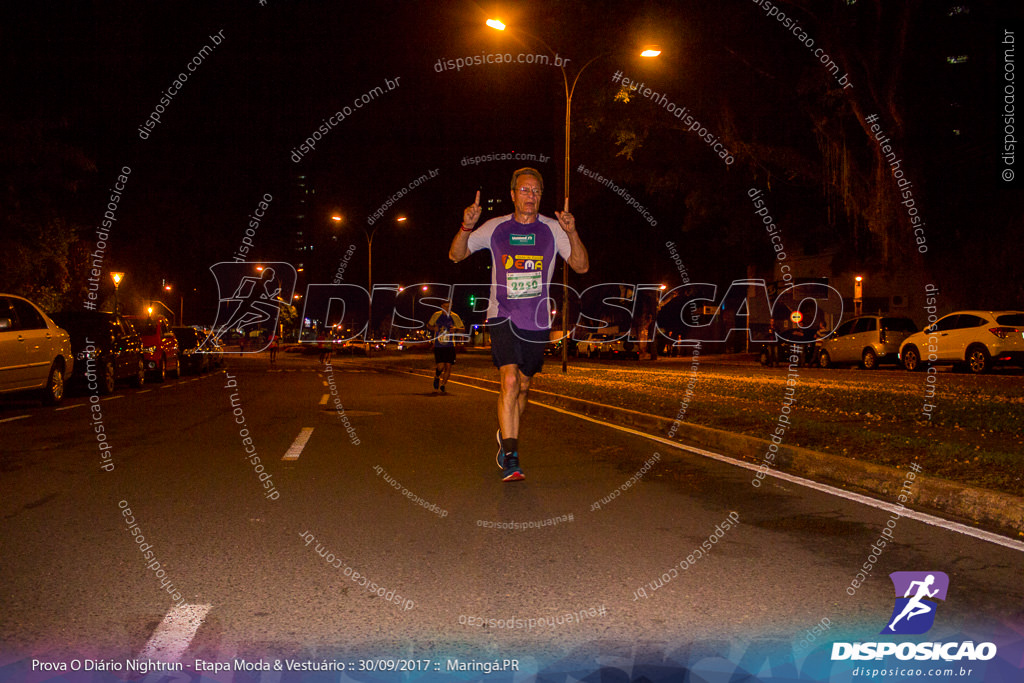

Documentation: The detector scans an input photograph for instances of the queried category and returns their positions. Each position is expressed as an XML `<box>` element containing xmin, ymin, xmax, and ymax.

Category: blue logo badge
<box><xmin>881</xmin><ymin>571</ymin><xmax>949</xmax><ymax>635</ymax></box>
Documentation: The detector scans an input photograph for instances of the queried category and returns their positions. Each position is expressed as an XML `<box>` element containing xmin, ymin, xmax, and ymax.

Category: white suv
<box><xmin>0</xmin><ymin>294</ymin><xmax>74</xmax><ymax>404</ymax></box>
<box><xmin>899</xmin><ymin>310</ymin><xmax>1024</xmax><ymax>374</ymax></box>
<box><xmin>574</xmin><ymin>332</ymin><xmax>637</xmax><ymax>359</ymax></box>
<box><xmin>818</xmin><ymin>315</ymin><xmax>918</xmax><ymax>369</ymax></box>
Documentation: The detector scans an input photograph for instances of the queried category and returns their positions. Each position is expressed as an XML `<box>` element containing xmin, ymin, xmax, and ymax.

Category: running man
<box><xmin>449</xmin><ymin>168</ymin><xmax>589</xmax><ymax>481</ymax></box>
<box><xmin>427</xmin><ymin>299</ymin><xmax>465</xmax><ymax>393</ymax></box>
<box><xmin>888</xmin><ymin>574</ymin><xmax>939</xmax><ymax>631</ymax></box>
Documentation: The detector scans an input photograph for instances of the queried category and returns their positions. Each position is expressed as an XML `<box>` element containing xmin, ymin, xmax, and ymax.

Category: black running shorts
<box><xmin>488</xmin><ymin>317</ymin><xmax>549</xmax><ymax>377</ymax></box>
<box><xmin>433</xmin><ymin>346</ymin><xmax>456</xmax><ymax>364</ymax></box>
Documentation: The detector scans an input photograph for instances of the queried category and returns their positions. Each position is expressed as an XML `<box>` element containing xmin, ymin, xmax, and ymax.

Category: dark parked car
<box><xmin>172</xmin><ymin>327</ymin><xmax>210</xmax><ymax>374</ymax></box>
<box><xmin>124</xmin><ymin>315</ymin><xmax>180</xmax><ymax>382</ymax></box>
<box><xmin>196</xmin><ymin>329</ymin><xmax>225</xmax><ymax>368</ymax></box>
<box><xmin>52</xmin><ymin>311</ymin><xmax>145</xmax><ymax>393</ymax></box>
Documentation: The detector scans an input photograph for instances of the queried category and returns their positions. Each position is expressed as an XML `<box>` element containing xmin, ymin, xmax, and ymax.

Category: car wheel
<box><xmin>41</xmin><ymin>360</ymin><xmax>65</xmax><ymax>405</ymax></box>
<box><xmin>966</xmin><ymin>344</ymin><xmax>991</xmax><ymax>374</ymax></box>
<box><xmin>818</xmin><ymin>350</ymin><xmax>832</xmax><ymax>369</ymax></box>
<box><xmin>152</xmin><ymin>358</ymin><xmax>166</xmax><ymax>383</ymax></box>
<box><xmin>169</xmin><ymin>355</ymin><xmax>180</xmax><ymax>379</ymax></box>
<box><xmin>861</xmin><ymin>349</ymin><xmax>878</xmax><ymax>370</ymax></box>
<box><xmin>129</xmin><ymin>358</ymin><xmax>145</xmax><ymax>388</ymax></box>
<box><xmin>759</xmin><ymin>349</ymin><xmax>771</xmax><ymax>366</ymax></box>
<box><xmin>902</xmin><ymin>346</ymin><xmax>922</xmax><ymax>371</ymax></box>
<box><xmin>589</xmin><ymin>349</ymin><xmax>599</xmax><ymax>359</ymax></box>
<box><xmin>100</xmin><ymin>359</ymin><xmax>117</xmax><ymax>394</ymax></box>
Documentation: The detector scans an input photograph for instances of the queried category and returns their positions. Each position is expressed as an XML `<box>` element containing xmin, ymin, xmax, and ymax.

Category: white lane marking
<box><xmin>440</xmin><ymin>375</ymin><xmax>1024</xmax><ymax>553</ymax></box>
<box><xmin>101</xmin><ymin>395</ymin><xmax>125</xmax><ymax>401</ymax></box>
<box><xmin>137</xmin><ymin>603</ymin><xmax>212</xmax><ymax>662</ymax></box>
<box><xmin>319</xmin><ymin>394</ymin><xmax>328</xmax><ymax>406</ymax></box>
<box><xmin>55</xmin><ymin>404</ymin><xmax>83</xmax><ymax>412</ymax></box>
<box><xmin>138</xmin><ymin>389</ymin><xmax>153</xmax><ymax>394</ymax></box>
<box><xmin>0</xmin><ymin>414</ymin><xmax>32</xmax><ymax>422</ymax></box>
<box><xmin>282</xmin><ymin>427</ymin><xmax>314</xmax><ymax>461</ymax></box>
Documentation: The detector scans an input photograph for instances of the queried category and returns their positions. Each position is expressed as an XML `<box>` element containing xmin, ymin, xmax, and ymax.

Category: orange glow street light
<box><xmin>110</xmin><ymin>271</ymin><xmax>125</xmax><ymax>314</ymax></box>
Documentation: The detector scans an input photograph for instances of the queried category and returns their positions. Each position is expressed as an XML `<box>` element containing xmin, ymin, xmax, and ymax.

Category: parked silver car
<box><xmin>0</xmin><ymin>294</ymin><xmax>74</xmax><ymax>404</ymax></box>
<box><xmin>574</xmin><ymin>332</ymin><xmax>637</xmax><ymax>359</ymax></box>
<box><xmin>818</xmin><ymin>315</ymin><xmax>918</xmax><ymax>369</ymax></box>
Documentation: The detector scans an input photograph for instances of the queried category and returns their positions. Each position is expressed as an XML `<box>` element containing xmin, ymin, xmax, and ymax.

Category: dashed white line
<box><xmin>0</xmin><ymin>414</ymin><xmax>32</xmax><ymax>423</ymax></box>
<box><xmin>282</xmin><ymin>427</ymin><xmax>314</xmax><ymax>461</ymax></box>
<box><xmin>318</xmin><ymin>394</ymin><xmax>328</xmax><ymax>406</ymax></box>
<box><xmin>137</xmin><ymin>603</ymin><xmax>212</xmax><ymax>662</ymax></box>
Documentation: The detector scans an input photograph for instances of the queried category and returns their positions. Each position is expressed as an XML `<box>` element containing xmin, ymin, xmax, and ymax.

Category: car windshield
<box><xmin>132</xmin><ymin>319</ymin><xmax>159</xmax><ymax>336</ymax></box>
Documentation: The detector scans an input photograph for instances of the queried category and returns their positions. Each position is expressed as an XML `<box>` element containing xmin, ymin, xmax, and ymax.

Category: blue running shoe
<box><xmin>501</xmin><ymin>452</ymin><xmax>525</xmax><ymax>482</ymax></box>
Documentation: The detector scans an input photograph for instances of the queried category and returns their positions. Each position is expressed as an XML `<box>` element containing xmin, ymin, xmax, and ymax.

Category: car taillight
<box><xmin>988</xmin><ymin>327</ymin><xmax>1020</xmax><ymax>340</ymax></box>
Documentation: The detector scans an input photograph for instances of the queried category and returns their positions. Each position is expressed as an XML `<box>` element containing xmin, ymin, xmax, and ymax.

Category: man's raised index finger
<box><xmin>475</xmin><ymin>190</ymin><xmax>480</xmax><ymax>206</ymax></box>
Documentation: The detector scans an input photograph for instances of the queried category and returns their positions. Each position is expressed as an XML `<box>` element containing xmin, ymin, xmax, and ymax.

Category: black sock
<box><xmin>501</xmin><ymin>438</ymin><xmax>518</xmax><ymax>455</ymax></box>
<box><xmin>435</xmin><ymin>368</ymin><xmax>441</xmax><ymax>377</ymax></box>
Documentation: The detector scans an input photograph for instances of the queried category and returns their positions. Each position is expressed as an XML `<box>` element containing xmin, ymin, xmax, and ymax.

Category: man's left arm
<box><xmin>554</xmin><ymin>198</ymin><xmax>589</xmax><ymax>274</ymax></box>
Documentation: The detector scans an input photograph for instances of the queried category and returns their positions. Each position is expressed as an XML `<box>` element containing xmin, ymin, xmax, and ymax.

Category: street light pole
<box><xmin>110</xmin><ymin>272</ymin><xmax>124</xmax><ymax>315</ymax></box>
<box><xmin>335</xmin><ymin>213</ymin><xmax>406</xmax><ymax>354</ymax></box>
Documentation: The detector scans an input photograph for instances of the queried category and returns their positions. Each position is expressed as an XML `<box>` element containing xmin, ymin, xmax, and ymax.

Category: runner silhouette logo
<box><xmin>881</xmin><ymin>571</ymin><xmax>949</xmax><ymax>635</ymax></box>
<box><xmin>206</xmin><ymin>262</ymin><xmax>297</xmax><ymax>353</ymax></box>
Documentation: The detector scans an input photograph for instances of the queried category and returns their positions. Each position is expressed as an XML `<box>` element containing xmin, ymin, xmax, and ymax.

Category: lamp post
<box><xmin>150</xmin><ymin>299</ymin><xmax>176</xmax><ymax>322</ymax></box>
<box><xmin>854</xmin><ymin>276</ymin><xmax>864</xmax><ymax>317</ymax></box>
<box><xmin>163</xmin><ymin>283</ymin><xmax>184</xmax><ymax>325</ymax></box>
<box><xmin>487</xmin><ymin>19</ymin><xmax>660</xmax><ymax>371</ymax></box>
<box><xmin>332</xmin><ymin>213</ymin><xmax>407</xmax><ymax>354</ymax></box>
<box><xmin>110</xmin><ymin>272</ymin><xmax>124</xmax><ymax>314</ymax></box>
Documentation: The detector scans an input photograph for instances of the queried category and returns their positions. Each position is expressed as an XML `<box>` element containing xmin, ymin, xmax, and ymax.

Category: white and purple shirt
<box><xmin>467</xmin><ymin>214</ymin><xmax>572</xmax><ymax>331</ymax></box>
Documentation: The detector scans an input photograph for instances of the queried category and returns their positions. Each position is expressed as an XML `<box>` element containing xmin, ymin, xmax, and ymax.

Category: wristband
<box><xmin>460</xmin><ymin>223</ymin><xmax>474</xmax><ymax>231</ymax></box>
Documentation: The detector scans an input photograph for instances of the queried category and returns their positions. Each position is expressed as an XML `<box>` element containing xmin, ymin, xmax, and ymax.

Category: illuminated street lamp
<box><xmin>487</xmin><ymin>18</ymin><xmax>660</xmax><ymax>371</ymax></box>
<box><xmin>854</xmin><ymin>276</ymin><xmax>864</xmax><ymax>316</ymax></box>
<box><xmin>110</xmin><ymin>271</ymin><xmax>124</xmax><ymax>314</ymax></box>
<box><xmin>334</xmin><ymin>212</ymin><xmax>408</xmax><ymax>355</ymax></box>
<box><xmin>163</xmin><ymin>283</ymin><xmax>184</xmax><ymax>325</ymax></box>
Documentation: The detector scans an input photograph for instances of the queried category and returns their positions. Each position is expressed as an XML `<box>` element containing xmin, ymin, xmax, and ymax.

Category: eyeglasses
<box><xmin>516</xmin><ymin>187</ymin><xmax>542</xmax><ymax>196</ymax></box>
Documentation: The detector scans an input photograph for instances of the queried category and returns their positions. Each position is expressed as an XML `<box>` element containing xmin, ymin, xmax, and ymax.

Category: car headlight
<box><xmin>76</xmin><ymin>349</ymin><xmax>98</xmax><ymax>361</ymax></box>
<box><xmin>142</xmin><ymin>345</ymin><xmax>156</xmax><ymax>355</ymax></box>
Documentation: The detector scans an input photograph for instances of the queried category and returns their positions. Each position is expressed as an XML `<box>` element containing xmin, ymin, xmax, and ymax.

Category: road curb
<box><xmin>386</xmin><ymin>364</ymin><xmax>1023</xmax><ymax>538</ymax></box>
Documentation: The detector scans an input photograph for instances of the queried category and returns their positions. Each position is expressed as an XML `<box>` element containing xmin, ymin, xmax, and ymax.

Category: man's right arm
<box><xmin>450</xmin><ymin>190</ymin><xmax>482</xmax><ymax>263</ymax></box>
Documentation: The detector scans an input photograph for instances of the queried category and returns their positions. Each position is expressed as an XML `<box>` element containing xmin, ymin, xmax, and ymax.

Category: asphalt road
<box><xmin>1</xmin><ymin>354</ymin><xmax>1022</xmax><ymax>670</ymax></box>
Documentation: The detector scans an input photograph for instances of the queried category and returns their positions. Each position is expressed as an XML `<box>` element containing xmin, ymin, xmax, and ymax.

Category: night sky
<box><xmin>4</xmin><ymin>0</ymin><xmax>1021</xmax><ymax>323</ymax></box>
